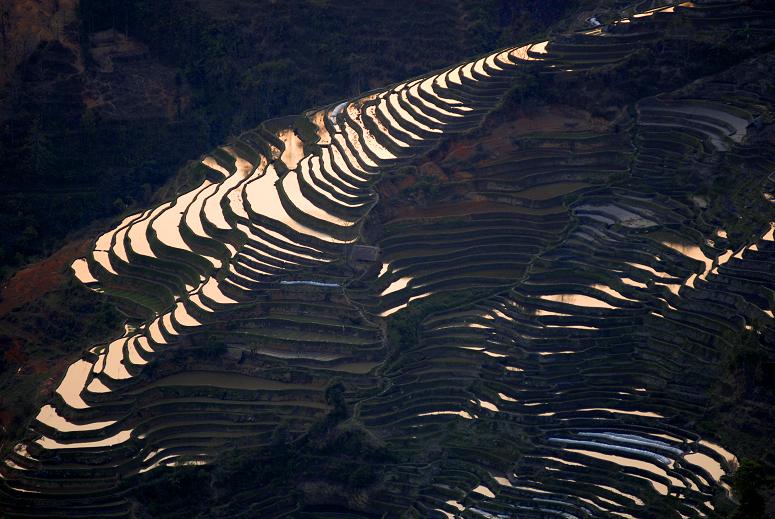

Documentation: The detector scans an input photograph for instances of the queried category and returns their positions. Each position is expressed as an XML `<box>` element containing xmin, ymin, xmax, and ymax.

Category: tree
<box><xmin>731</xmin><ymin>459</ymin><xmax>767</xmax><ymax>519</ymax></box>
<box><xmin>22</xmin><ymin>118</ymin><xmax>54</xmax><ymax>181</ymax></box>
<box><xmin>18</xmin><ymin>225</ymin><xmax>38</xmax><ymax>254</ymax></box>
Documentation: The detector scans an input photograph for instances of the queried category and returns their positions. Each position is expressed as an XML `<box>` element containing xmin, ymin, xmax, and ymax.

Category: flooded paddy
<box><xmin>36</xmin><ymin>405</ymin><xmax>116</xmax><ymax>433</ymax></box>
<box><xmin>517</xmin><ymin>182</ymin><xmax>591</xmax><ymax>200</ymax></box>
<box><xmin>540</xmin><ymin>293</ymin><xmax>617</xmax><ymax>309</ymax></box>
<box><xmin>3</xmin><ymin>7</ymin><xmax>763</xmax><ymax>517</ymax></box>
<box><xmin>277</xmin><ymin>128</ymin><xmax>306</xmax><ymax>169</ymax></box>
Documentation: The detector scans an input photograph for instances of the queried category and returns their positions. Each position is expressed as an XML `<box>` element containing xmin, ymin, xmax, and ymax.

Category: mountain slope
<box><xmin>1</xmin><ymin>1</ymin><xmax>775</xmax><ymax>518</ymax></box>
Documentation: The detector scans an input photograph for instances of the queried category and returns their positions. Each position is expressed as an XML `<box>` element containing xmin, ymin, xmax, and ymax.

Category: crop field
<box><xmin>1</xmin><ymin>0</ymin><xmax>775</xmax><ymax>517</ymax></box>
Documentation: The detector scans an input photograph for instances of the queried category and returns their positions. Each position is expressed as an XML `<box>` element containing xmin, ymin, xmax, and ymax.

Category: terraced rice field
<box><xmin>2</xmin><ymin>0</ymin><xmax>775</xmax><ymax>517</ymax></box>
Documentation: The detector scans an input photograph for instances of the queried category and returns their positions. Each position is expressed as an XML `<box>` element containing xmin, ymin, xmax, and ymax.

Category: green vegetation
<box><xmin>387</xmin><ymin>287</ymin><xmax>503</xmax><ymax>355</ymax></box>
<box><xmin>0</xmin><ymin>280</ymin><xmax>122</xmax><ymax>453</ymax></box>
<box><xmin>125</xmin><ymin>385</ymin><xmax>397</xmax><ymax>518</ymax></box>
<box><xmin>0</xmin><ymin>0</ymin><xmax>575</xmax><ymax>280</ymax></box>
<box><xmin>731</xmin><ymin>459</ymin><xmax>769</xmax><ymax>519</ymax></box>
<box><xmin>722</xmin><ymin>327</ymin><xmax>774</xmax><ymax>400</ymax></box>
<box><xmin>704</xmin><ymin>159</ymin><xmax>775</xmax><ymax>250</ymax></box>
<box><xmin>2</xmin><ymin>1</ymin><xmax>775</xmax><ymax>517</ymax></box>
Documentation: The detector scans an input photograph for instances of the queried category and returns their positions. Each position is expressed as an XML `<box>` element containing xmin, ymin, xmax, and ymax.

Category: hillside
<box><xmin>0</xmin><ymin>0</ymin><xmax>569</xmax><ymax>280</ymax></box>
<box><xmin>1</xmin><ymin>1</ymin><xmax>775</xmax><ymax>518</ymax></box>
<box><xmin>0</xmin><ymin>0</ymin><xmax>571</xmax><ymax>458</ymax></box>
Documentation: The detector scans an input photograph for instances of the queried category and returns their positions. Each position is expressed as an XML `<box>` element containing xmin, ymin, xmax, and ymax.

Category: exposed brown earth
<box><xmin>0</xmin><ymin>238</ymin><xmax>90</xmax><ymax>317</ymax></box>
<box><xmin>0</xmin><ymin>0</ymin><xmax>80</xmax><ymax>88</ymax></box>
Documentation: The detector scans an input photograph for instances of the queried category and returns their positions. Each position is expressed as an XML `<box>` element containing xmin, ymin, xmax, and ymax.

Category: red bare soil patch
<box><xmin>1</xmin><ymin>338</ymin><xmax>27</xmax><ymax>365</ymax></box>
<box><xmin>37</xmin><ymin>356</ymin><xmax>72</xmax><ymax>392</ymax></box>
<box><xmin>451</xmin><ymin>170</ymin><xmax>474</xmax><ymax>181</ymax></box>
<box><xmin>443</xmin><ymin>142</ymin><xmax>476</xmax><ymax>162</ymax></box>
<box><xmin>397</xmin><ymin>175</ymin><xmax>417</xmax><ymax>191</ymax></box>
<box><xmin>419</xmin><ymin>161</ymin><xmax>449</xmax><ymax>183</ymax></box>
<box><xmin>438</xmin><ymin>105</ymin><xmax>610</xmax><ymax>168</ymax></box>
<box><xmin>0</xmin><ymin>239</ymin><xmax>91</xmax><ymax>317</ymax></box>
